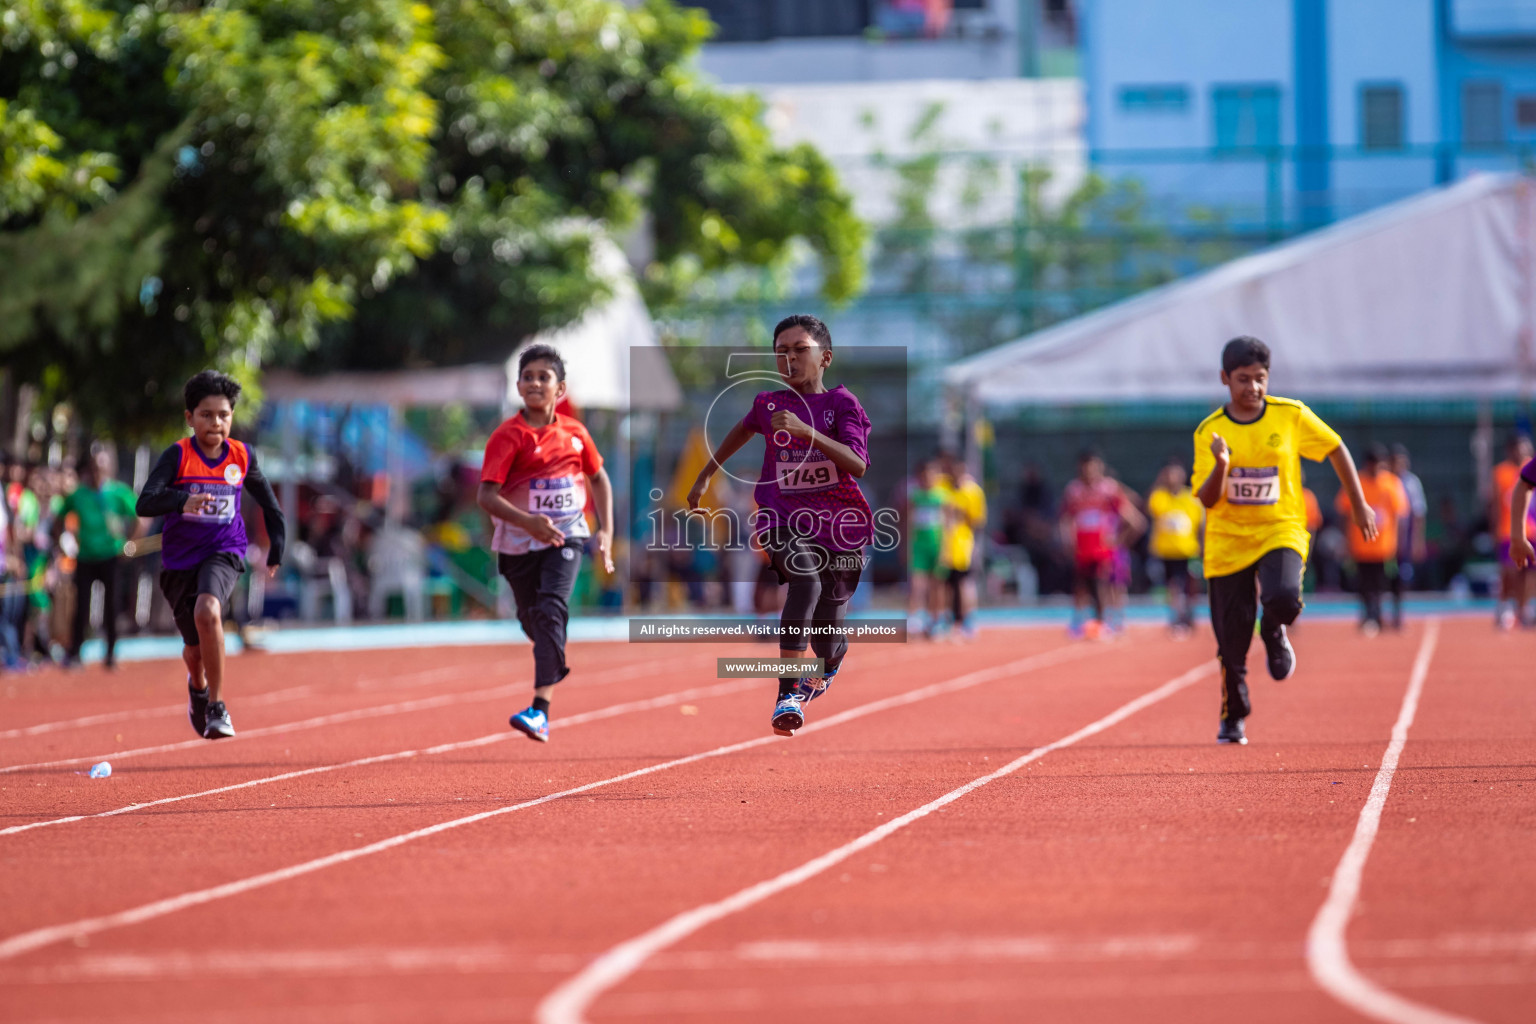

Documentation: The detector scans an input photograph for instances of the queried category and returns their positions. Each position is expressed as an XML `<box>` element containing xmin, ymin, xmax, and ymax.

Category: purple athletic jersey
<box><xmin>160</xmin><ymin>438</ymin><xmax>250</xmax><ymax>571</ymax></box>
<box><xmin>1523</xmin><ymin>457</ymin><xmax>1536</xmax><ymax>489</ymax></box>
<box><xmin>742</xmin><ymin>384</ymin><xmax>874</xmax><ymax>552</ymax></box>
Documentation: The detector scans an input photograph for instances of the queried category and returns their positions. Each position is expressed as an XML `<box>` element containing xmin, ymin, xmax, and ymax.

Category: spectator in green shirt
<box><xmin>57</xmin><ymin>449</ymin><xmax>142</xmax><ymax>668</ymax></box>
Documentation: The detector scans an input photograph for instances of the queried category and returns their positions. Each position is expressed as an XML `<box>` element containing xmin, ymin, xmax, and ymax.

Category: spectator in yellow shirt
<box><xmin>1147</xmin><ymin>459</ymin><xmax>1204</xmax><ymax>636</ymax></box>
<box><xmin>940</xmin><ymin>453</ymin><xmax>987</xmax><ymax>640</ymax></box>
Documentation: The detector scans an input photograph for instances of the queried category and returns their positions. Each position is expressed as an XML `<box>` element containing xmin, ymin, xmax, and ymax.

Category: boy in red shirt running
<box><xmin>477</xmin><ymin>345</ymin><xmax>615</xmax><ymax>742</ymax></box>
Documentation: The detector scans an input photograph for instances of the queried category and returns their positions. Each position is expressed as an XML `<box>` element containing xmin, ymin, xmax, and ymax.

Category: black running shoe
<box><xmin>1216</xmin><ymin>717</ymin><xmax>1247</xmax><ymax>745</ymax></box>
<box><xmin>203</xmin><ymin>700</ymin><xmax>235</xmax><ymax>739</ymax></box>
<box><xmin>1263</xmin><ymin>624</ymin><xmax>1296</xmax><ymax>681</ymax></box>
<box><xmin>187</xmin><ymin>680</ymin><xmax>209</xmax><ymax>737</ymax></box>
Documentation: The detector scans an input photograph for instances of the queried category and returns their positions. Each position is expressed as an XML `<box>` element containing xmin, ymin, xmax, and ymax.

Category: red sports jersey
<box><xmin>1063</xmin><ymin>478</ymin><xmax>1126</xmax><ymax>565</ymax></box>
<box><xmin>481</xmin><ymin>412</ymin><xmax>603</xmax><ymax>555</ymax></box>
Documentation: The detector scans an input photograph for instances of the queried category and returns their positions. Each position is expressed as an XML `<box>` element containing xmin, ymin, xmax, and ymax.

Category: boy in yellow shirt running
<box><xmin>1194</xmin><ymin>337</ymin><xmax>1376</xmax><ymax>745</ymax></box>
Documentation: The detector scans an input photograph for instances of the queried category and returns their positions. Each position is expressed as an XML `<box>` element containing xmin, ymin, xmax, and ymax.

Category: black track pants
<box><xmin>1207</xmin><ymin>547</ymin><xmax>1305</xmax><ymax>723</ymax></box>
<box><xmin>500</xmin><ymin>540</ymin><xmax>584</xmax><ymax>689</ymax></box>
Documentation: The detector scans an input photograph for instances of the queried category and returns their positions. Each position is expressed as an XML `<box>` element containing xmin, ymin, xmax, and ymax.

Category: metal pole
<box><xmin>1266</xmin><ymin>148</ymin><xmax>1284</xmax><ymax>241</ymax></box>
<box><xmin>1018</xmin><ymin>0</ymin><xmax>1038</xmax><ymax>77</ymax></box>
<box><xmin>386</xmin><ymin>403</ymin><xmax>404</xmax><ymax>526</ymax></box>
<box><xmin>281</xmin><ymin>402</ymin><xmax>299</xmax><ymax>534</ymax></box>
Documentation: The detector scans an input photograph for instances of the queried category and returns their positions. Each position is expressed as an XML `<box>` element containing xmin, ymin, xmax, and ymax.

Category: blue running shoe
<box><xmin>771</xmin><ymin>694</ymin><xmax>806</xmax><ymax>736</ymax></box>
<box><xmin>791</xmin><ymin>667</ymin><xmax>838</xmax><ymax>704</ymax></box>
<box><xmin>510</xmin><ymin>707</ymin><xmax>550</xmax><ymax>743</ymax></box>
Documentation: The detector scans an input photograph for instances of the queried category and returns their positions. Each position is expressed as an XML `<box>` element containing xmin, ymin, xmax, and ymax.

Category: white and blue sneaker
<box><xmin>771</xmin><ymin>694</ymin><xmax>806</xmax><ymax>736</ymax></box>
<box><xmin>791</xmin><ymin>668</ymin><xmax>838</xmax><ymax>704</ymax></box>
<box><xmin>203</xmin><ymin>700</ymin><xmax>235</xmax><ymax>739</ymax></box>
<box><xmin>510</xmin><ymin>707</ymin><xmax>550</xmax><ymax>743</ymax></box>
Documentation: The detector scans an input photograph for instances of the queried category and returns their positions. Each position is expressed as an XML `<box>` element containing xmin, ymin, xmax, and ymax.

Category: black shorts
<box><xmin>760</xmin><ymin>529</ymin><xmax>864</xmax><ymax>601</ymax></box>
<box><xmin>1162</xmin><ymin>558</ymin><xmax>1191</xmax><ymax>585</ymax></box>
<box><xmin>945</xmin><ymin>564</ymin><xmax>971</xmax><ymax>581</ymax></box>
<box><xmin>159</xmin><ymin>552</ymin><xmax>243</xmax><ymax>646</ymax></box>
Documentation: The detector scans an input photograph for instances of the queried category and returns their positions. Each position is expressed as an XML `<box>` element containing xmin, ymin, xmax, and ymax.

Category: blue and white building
<box><xmin>1081</xmin><ymin>0</ymin><xmax>1536</xmax><ymax>229</ymax></box>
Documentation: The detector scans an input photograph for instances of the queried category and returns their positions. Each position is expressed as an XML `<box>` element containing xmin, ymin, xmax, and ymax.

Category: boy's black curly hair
<box><xmin>184</xmin><ymin>370</ymin><xmax>242</xmax><ymax>412</ymax></box>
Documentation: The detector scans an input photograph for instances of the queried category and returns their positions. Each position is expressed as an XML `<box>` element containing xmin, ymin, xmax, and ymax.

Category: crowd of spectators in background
<box><xmin>0</xmin><ymin>446</ymin><xmax>584</xmax><ymax>672</ymax></box>
<box><xmin>998</xmin><ymin>439</ymin><xmax>1524</xmax><ymax>630</ymax></box>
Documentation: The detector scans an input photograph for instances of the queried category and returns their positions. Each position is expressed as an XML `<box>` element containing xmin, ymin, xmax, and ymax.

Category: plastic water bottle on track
<box><xmin>88</xmin><ymin>762</ymin><xmax>112</xmax><ymax>779</ymax></box>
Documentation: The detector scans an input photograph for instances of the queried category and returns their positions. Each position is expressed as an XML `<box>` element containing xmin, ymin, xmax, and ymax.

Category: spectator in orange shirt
<box><xmin>1303</xmin><ymin>485</ymin><xmax>1324</xmax><ymax>534</ymax></box>
<box><xmin>1300</xmin><ymin>470</ymin><xmax>1326</xmax><ymax>589</ymax></box>
<box><xmin>1492</xmin><ymin>434</ymin><xmax>1536</xmax><ymax>629</ymax></box>
<box><xmin>1336</xmin><ymin>445</ymin><xmax>1409</xmax><ymax>635</ymax></box>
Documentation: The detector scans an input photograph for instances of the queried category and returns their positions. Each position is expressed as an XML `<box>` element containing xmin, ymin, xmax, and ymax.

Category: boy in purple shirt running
<box><xmin>136</xmin><ymin>372</ymin><xmax>286</xmax><ymax>739</ymax></box>
<box><xmin>689</xmin><ymin>314</ymin><xmax>874</xmax><ymax>735</ymax></box>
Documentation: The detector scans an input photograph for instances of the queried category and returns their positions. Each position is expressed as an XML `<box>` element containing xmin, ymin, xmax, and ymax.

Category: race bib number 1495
<box><xmin>529</xmin><ymin>477</ymin><xmax>581</xmax><ymax>514</ymax></box>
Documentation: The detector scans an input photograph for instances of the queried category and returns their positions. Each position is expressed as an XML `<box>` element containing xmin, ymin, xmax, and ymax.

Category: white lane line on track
<box><xmin>0</xmin><ymin>684</ymin><xmax>318</xmax><ymax>739</ymax></box>
<box><xmin>0</xmin><ymin>651</ymin><xmax>689</xmax><ymax>743</ymax></box>
<box><xmin>534</xmin><ymin>659</ymin><xmax>1214</xmax><ymax>1024</ymax></box>
<box><xmin>1</xmin><ymin>645</ymin><xmax>932</xmax><ymax>832</ymax></box>
<box><xmin>0</xmin><ymin>640</ymin><xmax>1100</xmax><ymax>961</ymax></box>
<box><xmin>2</xmin><ymin>933</ymin><xmax>1202</xmax><ymax>983</ymax></box>
<box><xmin>0</xmin><ymin>654</ymin><xmax>719</xmax><ymax>776</ymax></box>
<box><xmin>0</xmin><ymin>685</ymin><xmax>529</xmax><ymax>775</ymax></box>
<box><xmin>0</xmin><ymin>662</ymin><xmax>487</xmax><ymax>741</ymax></box>
<box><xmin>1305</xmin><ymin>620</ymin><xmax>1484</xmax><ymax>1024</ymax></box>
<box><xmin>0</xmin><ymin>679</ymin><xmax>761</xmax><ymax>837</ymax></box>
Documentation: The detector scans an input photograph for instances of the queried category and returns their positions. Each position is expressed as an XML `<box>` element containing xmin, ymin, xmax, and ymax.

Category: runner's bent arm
<box><xmin>1510</xmin><ymin>479</ymin><xmax>1535</xmax><ymax>568</ymax></box>
<box><xmin>476</xmin><ymin>481</ymin><xmax>563</xmax><ymax>542</ymax></box>
<box><xmin>688</xmin><ymin>419</ymin><xmax>755</xmax><ymax>510</ymax></box>
<box><xmin>136</xmin><ymin>445</ymin><xmax>211</xmax><ymax>518</ymax></box>
<box><xmin>242</xmin><ymin>449</ymin><xmax>287</xmax><ymax>568</ymax></box>
<box><xmin>1116</xmin><ymin>498</ymin><xmax>1148</xmax><ymax>546</ymax></box>
<box><xmin>771</xmin><ymin>410</ymin><xmax>866</xmax><ymax>478</ymax></box>
<box><xmin>587</xmin><ymin>466</ymin><xmax>616</xmax><ymax>573</ymax></box>
<box><xmin>1328</xmin><ymin>443</ymin><xmax>1378</xmax><ymax>541</ymax></box>
<box><xmin>1197</xmin><ymin>439</ymin><xmax>1229</xmax><ymax>509</ymax></box>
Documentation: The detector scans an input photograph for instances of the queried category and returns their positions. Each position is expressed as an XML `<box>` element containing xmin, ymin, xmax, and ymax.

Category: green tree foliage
<box><xmin>0</xmin><ymin>0</ymin><xmax>865</xmax><ymax>436</ymax></box>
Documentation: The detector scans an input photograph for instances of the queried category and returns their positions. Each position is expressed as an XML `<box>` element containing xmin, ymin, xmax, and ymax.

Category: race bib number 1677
<box><xmin>1226</xmin><ymin>466</ymin><xmax>1280</xmax><ymax>505</ymax></box>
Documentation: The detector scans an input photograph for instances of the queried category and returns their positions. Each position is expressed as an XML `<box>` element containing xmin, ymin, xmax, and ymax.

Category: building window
<box><xmin>1119</xmin><ymin>85</ymin><xmax>1190</xmax><ymax>114</ymax></box>
<box><xmin>1360</xmin><ymin>85</ymin><xmax>1405</xmax><ymax>149</ymax></box>
<box><xmin>695</xmin><ymin>0</ymin><xmax>872</xmax><ymax>43</ymax></box>
<box><xmin>1516</xmin><ymin>96</ymin><xmax>1536</xmax><ymax>130</ymax></box>
<box><xmin>1213</xmin><ymin>85</ymin><xmax>1281</xmax><ymax>151</ymax></box>
<box><xmin>1462</xmin><ymin>81</ymin><xmax>1504</xmax><ymax>147</ymax></box>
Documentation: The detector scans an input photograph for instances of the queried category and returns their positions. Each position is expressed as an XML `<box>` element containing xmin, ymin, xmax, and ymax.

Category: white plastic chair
<box><xmin>367</xmin><ymin>526</ymin><xmax>426</xmax><ymax>622</ymax></box>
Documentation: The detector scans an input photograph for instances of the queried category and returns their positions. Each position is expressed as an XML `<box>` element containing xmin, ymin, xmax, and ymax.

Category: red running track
<box><xmin>0</xmin><ymin>618</ymin><xmax>1531</xmax><ymax>1023</ymax></box>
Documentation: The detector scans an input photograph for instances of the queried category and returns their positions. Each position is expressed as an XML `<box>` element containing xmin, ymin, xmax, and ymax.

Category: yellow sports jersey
<box><xmin>943</xmin><ymin>479</ymin><xmax>987</xmax><ymax>571</ymax></box>
<box><xmin>1147</xmin><ymin>487</ymin><xmax>1204</xmax><ymax>560</ymax></box>
<box><xmin>1192</xmin><ymin>396</ymin><xmax>1342</xmax><ymax>578</ymax></box>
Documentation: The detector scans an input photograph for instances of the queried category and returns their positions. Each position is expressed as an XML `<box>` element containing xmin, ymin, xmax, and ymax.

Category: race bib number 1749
<box><xmin>776</xmin><ymin>458</ymin><xmax>839</xmax><ymax>492</ymax></box>
<box><xmin>1226</xmin><ymin>466</ymin><xmax>1280</xmax><ymax>505</ymax></box>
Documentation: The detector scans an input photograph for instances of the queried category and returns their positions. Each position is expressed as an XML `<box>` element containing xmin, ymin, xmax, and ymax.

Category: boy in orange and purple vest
<box><xmin>136</xmin><ymin>371</ymin><xmax>285</xmax><ymax>739</ymax></box>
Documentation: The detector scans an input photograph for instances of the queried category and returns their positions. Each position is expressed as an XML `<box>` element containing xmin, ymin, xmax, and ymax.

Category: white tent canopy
<box><xmin>946</xmin><ymin>174</ymin><xmax>1536</xmax><ymax>405</ymax></box>
<box><xmin>506</xmin><ymin>236</ymin><xmax>681</xmax><ymax>412</ymax></box>
<box><xmin>263</xmin><ymin>365</ymin><xmax>507</xmax><ymax>407</ymax></box>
